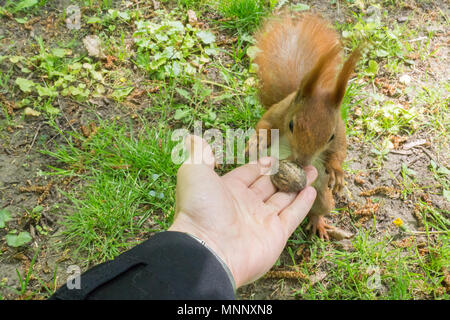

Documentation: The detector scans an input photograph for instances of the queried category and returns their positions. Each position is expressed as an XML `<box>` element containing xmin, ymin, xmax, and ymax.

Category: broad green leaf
<box><xmin>15</xmin><ymin>17</ymin><xmax>28</xmax><ymax>24</ymax></box>
<box><xmin>196</xmin><ymin>31</ymin><xmax>215</xmax><ymax>44</ymax></box>
<box><xmin>367</xmin><ymin>60</ymin><xmax>379</xmax><ymax>76</ymax></box>
<box><xmin>292</xmin><ymin>3</ymin><xmax>310</xmax><ymax>11</ymax></box>
<box><xmin>68</xmin><ymin>62</ymin><xmax>83</xmax><ymax>71</ymax></box>
<box><xmin>0</xmin><ymin>209</ymin><xmax>12</xmax><ymax>228</ymax></box>
<box><xmin>375</xmin><ymin>49</ymin><xmax>389</xmax><ymax>57</ymax></box>
<box><xmin>437</xmin><ymin>166</ymin><xmax>450</xmax><ymax>176</ymax></box>
<box><xmin>205</xmin><ymin>47</ymin><xmax>219</xmax><ymax>56</ymax></box>
<box><xmin>444</xmin><ymin>189</ymin><xmax>450</xmax><ymax>202</ymax></box>
<box><xmin>118</xmin><ymin>11</ymin><xmax>131</xmax><ymax>20</ymax></box>
<box><xmin>402</xmin><ymin>163</ymin><xmax>416</xmax><ymax>177</ymax></box>
<box><xmin>175</xmin><ymin>88</ymin><xmax>191</xmax><ymax>101</ymax></box>
<box><xmin>43</xmin><ymin>104</ymin><xmax>60</xmax><ymax>115</ymax></box>
<box><xmin>246</xmin><ymin>46</ymin><xmax>260</xmax><ymax>60</ymax></box>
<box><xmin>15</xmin><ymin>77</ymin><xmax>35</xmax><ymax>92</ymax></box>
<box><xmin>6</xmin><ymin>231</ymin><xmax>32</xmax><ymax>247</ymax></box>
<box><xmin>52</xmin><ymin>48</ymin><xmax>69</xmax><ymax>58</ymax></box>
<box><xmin>14</xmin><ymin>0</ymin><xmax>38</xmax><ymax>12</ymax></box>
<box><xmin>174</xmin><ymin>108</ymin><xmax>190</xmax><ymax>120</ymax></box>
<box><xmin>87</xmin><ymin>16</ymin><xmax>102</xmax><ymax>24</ymax></box>
<box><xmin>111</xmin><ymin>87</ymin><xmax>134</xmax><ymax>101</ymax></box>
<box><xmin>9</xmin><ymin>56</ymin><xmax>24</xmax><ymax>64</ymax></box>
<box><xmin>36</xmin><ymin>85</ymin><xmax>58</xmax><ymax>97</ymax></box>
<box><xmin>208</xmin><ymin>111</ymin><xmax>217</xmax><ymax>121</ymax></box>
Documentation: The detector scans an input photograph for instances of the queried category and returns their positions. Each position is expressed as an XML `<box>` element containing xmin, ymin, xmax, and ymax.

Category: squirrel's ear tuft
<box><xmin>332</xmin><ymin>47</ymin><xmax>361</xmax><ymax>107</ymax></box>
<box><xmin>295</xmin><ymin>44</ymin><xmax>341</xmax><ymax>103</ymax></box>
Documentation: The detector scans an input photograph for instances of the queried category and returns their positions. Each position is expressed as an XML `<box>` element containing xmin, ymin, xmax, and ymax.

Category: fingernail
<box><xmin>259</xmin><ymin>156</ymin><xmax>273</xmax><ymax>167</ymax></box>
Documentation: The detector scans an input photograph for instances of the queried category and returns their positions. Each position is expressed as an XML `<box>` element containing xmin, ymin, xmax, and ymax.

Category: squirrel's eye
<box><xmin>289</xmin><ymin>120</ymin><xmax>294</xmax><ymax>133</ymax></box>
<box><xmin>328</xmin><ymin>134</ymin><xmax>335</xmax><ymax>142</ymax></box>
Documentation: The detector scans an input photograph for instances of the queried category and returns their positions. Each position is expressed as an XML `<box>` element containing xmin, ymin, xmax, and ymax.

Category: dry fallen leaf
<box><xmin>442</xmin><ymin>268</ymin><xmax>450</xmax><ymax>291</ymax></box>
<box><xmin>24</xmin><ymin>107</ymin><xmax>41</xmax><ymax>117</ymax></box>
<box><xmin>335</xmin><ymin>239</ymin><xmax>355</xmax><ymax>251</ymax></box>
<box><xmin>327</xmin><ymin>227</ymin><xmax>354</xmax><ymax>241</ymax></box>
<box><xmin>309</xmin><ymin>271</ymin><xmax>327</xmax><ymax>286</ymax></box>
<box><xmin>360</xmin><ymin>186</ymin><xmax>401</xmax><ymax>199</ymax></box>
<box><xmin>187</xmin><ymin>10</ymin><xmax>198</xmax><ymax>25</ymax></box>
<box><xmin>402</xmin><ymin>139</ymin><xmax>427</xmax><ymax>150</ymax></box>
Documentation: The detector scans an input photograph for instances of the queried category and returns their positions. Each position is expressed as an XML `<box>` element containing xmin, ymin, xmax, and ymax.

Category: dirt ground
<box><xmin>0</xmin><ymin>0</ymin><xmax>448</xmax><ymax>299</ymax></box>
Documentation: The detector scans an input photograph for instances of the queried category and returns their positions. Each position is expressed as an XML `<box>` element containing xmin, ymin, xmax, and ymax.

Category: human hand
<box><xmin>169</xmin><ymin>135</ymin><xmax>317</xmax><ymax>288</ymax></box>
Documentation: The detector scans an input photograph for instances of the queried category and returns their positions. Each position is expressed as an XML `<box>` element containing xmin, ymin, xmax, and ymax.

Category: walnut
<box><xmin>270</xmin><ymin>160</ymin><xmax>307</xmax><ymax>192</ymax></box>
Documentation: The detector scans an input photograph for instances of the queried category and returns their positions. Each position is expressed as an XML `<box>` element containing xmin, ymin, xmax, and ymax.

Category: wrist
<box><xmin>169</xmin><ymin>218</ymin><xmax>238</xmax><ymax>289</ymax></box>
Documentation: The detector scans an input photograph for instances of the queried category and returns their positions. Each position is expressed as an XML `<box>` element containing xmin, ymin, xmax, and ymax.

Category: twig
<box><xmin>26</xmin><ymin>123</ymin><xmax>42</xmax><ymax>155</ymax></box>
<box><xmin>200</xmin><ymin>79</ymin><xmax>241</xmax><ymax>93</ymax></box>
<box><xmin>406</xmin><ymin>231</ymin><xmax>448</xmax><ymax>235</ymax></box>
<box><xmin>390</xmin><ymin>150</ymin><xmax>412</xmax><ymax>155</ymax></box>
<box><xmin>419</xmin><ymin>146</ymin><xmax>437</xmax><ymax>163</ymax></box>
<box><xmin>408</xmin><ymin>36</ymin><xmax>428</xmax><ymax>42</ymax></box>
<box><xmin>264</xmin><ymin>270</ymin><xmax>307</xmax><ymax>280</ymax></box>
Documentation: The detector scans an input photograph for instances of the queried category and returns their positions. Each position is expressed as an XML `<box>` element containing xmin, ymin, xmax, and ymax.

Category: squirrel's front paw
<box><xmin>325</xmin><ymin>164</ymin><xmax>344</xmax><ymax>195</ymax></box>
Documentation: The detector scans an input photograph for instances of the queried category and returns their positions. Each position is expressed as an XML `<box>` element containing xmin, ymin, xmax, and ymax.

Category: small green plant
<box><xmin>133</xmin><ymin>10</ymin><xmax>218</xmax><ymax>79</ymax></box>
<box><xmin>3</xmin><ymin>248</ymin><xmax>56</xmax><ymax>299</ymax></box>
<box><xmin>429</xmin><ymin>160</ymin><xmax>450</xmax><ymax>202</ymax></box>
<box><xmin>6</xmin><ymin>231</ymin><xmax>32</xmax><ymax>247</ymax></box>
<box><xmin>0</xmin><ymin>67</ymin><xmax>13</xmax><ymax>93</ymax></box>
<box><xmin>86</xmin><ymin>7</ymin><xmax>136</xmax><ymax>32</ymax></box>
<box><xmin>0</xmin><ymin>37</ymin><xmax>129</xmax><ymax>116</ymax></box>
<box><xmin>370</xmin><ymin>137</ymin><xmax>391</xmax><ymax>168</ymax></box>
<box><xmin>83</xmin><ymin>0</ymin><xmax>113</xmax><ymax>10</ymax></box>
<box><xmin>352</xmin><ymin>91</ymin><xmax>418</xmax><ymax>139</ymax></box>
<box><xmin>176</xmin><ymin>0</ymin><xmax>204</xmax><ymax>8</ymax></box>
<box><xmin>340</xmin><ymin>14</ymin><xmax>413</xmax><ymax>76</ymax></box>
<box><xmin>0</xmin><ymin>0</ymin><xmax>46</xmax><ymax>17</ymax></box>
<box><xmin>0</xmin><ymin>209</ymin><xmax>12</xmax><ymax>228</ymax></box>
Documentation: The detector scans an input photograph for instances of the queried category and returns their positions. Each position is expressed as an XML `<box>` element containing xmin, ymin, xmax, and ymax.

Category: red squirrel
<box><xmin>248</xmin><ymin>13</ymin><xmax>360</xmax><ymax>239</ymax></box>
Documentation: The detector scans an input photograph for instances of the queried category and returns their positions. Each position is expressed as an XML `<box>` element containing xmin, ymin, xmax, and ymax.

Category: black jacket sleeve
<box><xmin>49</xmin><ymin>231</ymin><xmax>235</xmax><ymax>300</ymax></box>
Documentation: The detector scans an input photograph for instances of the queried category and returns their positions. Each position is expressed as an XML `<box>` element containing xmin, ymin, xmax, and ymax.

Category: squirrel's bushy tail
<box><xmin>254</xmin><ymin>14</ymin><xmax>342</xmax><ymax>108</ymax></box>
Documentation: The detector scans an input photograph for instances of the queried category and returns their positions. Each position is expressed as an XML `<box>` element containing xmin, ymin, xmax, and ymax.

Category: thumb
<box><xmin>183</xmin><ymin>134</ymin><xmax>215</xmax><ymax>169</ymax></box>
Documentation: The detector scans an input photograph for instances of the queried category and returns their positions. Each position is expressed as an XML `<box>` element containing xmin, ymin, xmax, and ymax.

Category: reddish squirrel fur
<box><xmin>249</xmin><ymin>14</ymin><xmax>361</xmax><ymax>239</ymax></box>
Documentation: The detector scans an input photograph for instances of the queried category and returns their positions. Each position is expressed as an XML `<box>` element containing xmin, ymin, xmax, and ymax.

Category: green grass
<box><xmin>286</xmin><ymin>224</ymin><xmax>449</xmax><ymax>299</ymax></box>
<box><xmin>0</xmin><ymin>247</ymin><xmax>57</xmax><ymax>299</ymax></box>
<box><xmin>216</xmin><ymin>0</ymin><xmax>274</xmax><ymax>34</ymax></box>
<box><xmin>42</xmin><ymin>119</ymin><xmax>180</xmax><ymax>262</ymax></box>
<box><xmin>0</xmin><ymin>0</ymin><xmax>47</xmax><ymax>15</ymax></box>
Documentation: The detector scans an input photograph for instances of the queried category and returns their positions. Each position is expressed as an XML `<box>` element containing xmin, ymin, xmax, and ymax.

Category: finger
<box><xmin>264</xmin><ymin>164</ymin><xmax>318</xmax><ymax>214</ymax></box>
<box><xmin>302</xmin><ymin>165</ymin><xmax>319</xmax><ymax>186</ymax></box>
<box><xmin>183</xmin><ymin>134</ymin><xmax>215</xmax><ymax>169</ymax></box>
<box><xmin>279</xmin><ymin>186</ymin><xmax>317</xmax><ymax>238</ymax></box>
<box><xmin>222</xmin><ymin>156</ymin><xmax>274</xmax><ymax>186</ymax></box>
<box><xmin>264</xmin><ymin>192</ymin><xmax>297</xmax><ymax>214</ymax></box>
<box><xmin>249</xmin><ymin>175</ymin><xmax>277</xmax><ymax>202</ymax></box>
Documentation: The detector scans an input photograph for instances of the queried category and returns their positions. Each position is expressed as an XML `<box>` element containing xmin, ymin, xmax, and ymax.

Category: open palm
<box><xmin>169</xmin><ymin>135</ymin><xmax>317</xmax><ymax>288</ymax></box>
